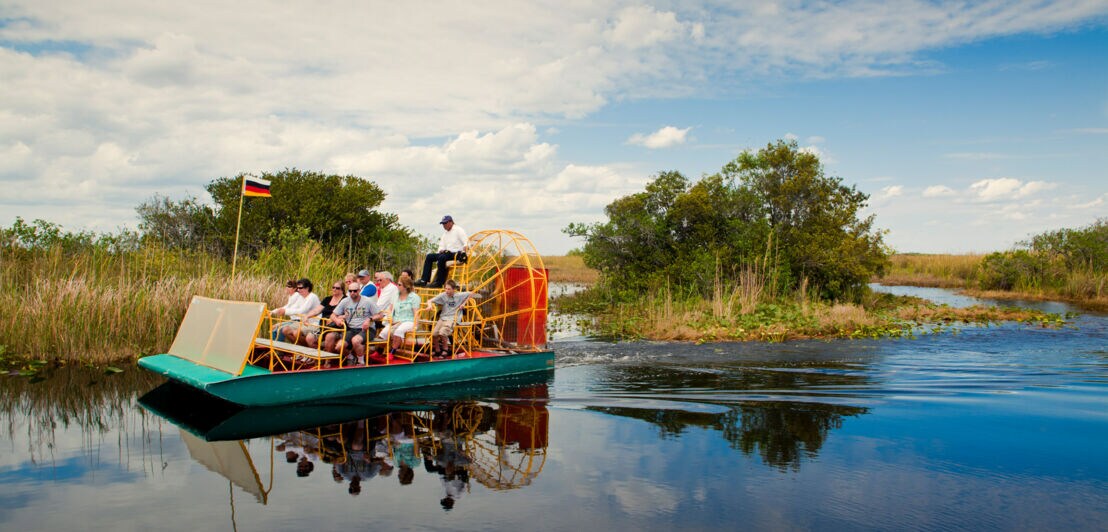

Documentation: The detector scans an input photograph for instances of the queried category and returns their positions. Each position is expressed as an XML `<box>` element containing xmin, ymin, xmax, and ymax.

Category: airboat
<box><xmin>138</xmin><ymin>229</ymin><xmax>554</xmax><ymax>407</ymax></box>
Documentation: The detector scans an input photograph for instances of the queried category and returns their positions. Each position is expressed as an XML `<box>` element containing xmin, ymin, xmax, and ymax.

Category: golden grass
<box><xmin>961</xmin><ymin>288</ymin><xmax>1108</xmax><ymax>312</ymax></box>
<box><xmin>877</xmin><ymin>253</ymin><xmax>984</xmax><ymax>287</ymax></box>
<box><xmin>543</xmin><ymin>255</ymin><xmax>599</xmax><ymax>284</ymax></box>
<box><xmin>564</xmin><ymin>268</ymin><xmax>1064</xmax><ymax>343</ymax></box>
<box><xmin>0</xmin><ymin>243</ymin><xmax>352</xmax><ymax>363</ymax></box>
<box><xmin>878</xmin><ymin>253</ymin><xmax>1107</xmax><ymax>311</ymax></box>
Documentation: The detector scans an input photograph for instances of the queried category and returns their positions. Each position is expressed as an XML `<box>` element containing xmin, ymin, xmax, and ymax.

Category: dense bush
<box><xmin>977</xmin><ymin>219</ymin><xmax>1107</xmax><ymax>298</ymax></box>
<box><xmin>565</xmin><ymin>140</ymin><xmax>889</xmax><ymax>301</ymax></box>
<box><xmin>138</xmin><ymin>168</ymin><xmax>428</xmax><ymax>268</ymax></box>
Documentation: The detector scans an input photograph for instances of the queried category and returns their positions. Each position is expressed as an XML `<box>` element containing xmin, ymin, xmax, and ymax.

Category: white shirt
<box><xmin>277</xmin><ymin>292</ymin><xmax>304</xmax><ymax>315</ymax></box>
<box><xmin>376</xmin><ymin>282</ymin><xmax>399</xmax><ymax>316</ymax></box>
<box><xmin>438</xmin><ymin>224</ymin><xmax>469</xmax><ymax>253</ymax></box>
<box><xmin>285</xmin><ymin>292</ymin><xmax>320</xmax><ymax>317</ymax></box>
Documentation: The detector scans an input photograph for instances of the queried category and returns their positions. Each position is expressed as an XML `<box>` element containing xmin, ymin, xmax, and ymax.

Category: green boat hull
<box><xmin>138</xmin><ymin>350</ymin><xmax>555</xmax><ymax>407</ymax></box>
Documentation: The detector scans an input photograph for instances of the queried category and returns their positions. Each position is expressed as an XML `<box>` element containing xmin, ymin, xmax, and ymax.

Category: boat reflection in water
<box><xmin>138</xmin><ymin>374</ymin><xmax>550</xmax><ymax>509</ymax></box>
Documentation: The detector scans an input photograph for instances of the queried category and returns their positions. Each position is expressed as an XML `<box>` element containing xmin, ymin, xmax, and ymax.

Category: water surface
<box><xmin>2</xmin><ymin>288</ymin><xmax>1106</xmax><ymax>530</ymax></box>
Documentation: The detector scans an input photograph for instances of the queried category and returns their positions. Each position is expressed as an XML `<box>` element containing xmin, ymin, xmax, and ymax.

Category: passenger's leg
<box><xmin>281</xmin><ymin>324</ymin><xmax>298</xmax><ymax>344</ymax></box>
<box><xmin>351</xmin><ymin>332</ymin><xmax>366</xmax><ymax>363</ymax></box>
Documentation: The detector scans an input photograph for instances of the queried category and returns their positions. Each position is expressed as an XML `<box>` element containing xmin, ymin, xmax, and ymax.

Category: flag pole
<box><xmin>231</xmin><ymin>174</ymin><xmax>246</xmax><ymax>280</ymax></box>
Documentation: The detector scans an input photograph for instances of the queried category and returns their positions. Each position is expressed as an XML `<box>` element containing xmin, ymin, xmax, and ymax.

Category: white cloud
<box><xmin>604</xmin><ymin>5</ymin><xmax>691</xmax><ymax>49</ymax></box>
<box><xmin>969</xmin><ymin>178</ymin><xmax>1056</xmax><ymax>201</ymax></box>
<box><xmin>627</xmin><ymin>126</ymin><xmax>691</xmax><ymax>149</ymax></box>
<box><xmin>0</xmin><ymin>0</ymin><xmax>1105</xmax><ymax>253</ymax></box>
<box><xmin>1073</xmin><ymin>194</ymin><xmax>1105</xmax><ymax>209</ymax></box>
<box><xmin>878</xmin><ymin>185</ymin><xmax>904</xmax><ymax>199</ymax></box>
<box><xmin>922</xmin><ymin>185</ymin><xmax>956</xmax><ymax>197</ymax></box>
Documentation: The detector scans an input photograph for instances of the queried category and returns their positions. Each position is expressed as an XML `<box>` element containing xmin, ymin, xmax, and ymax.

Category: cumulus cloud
<box><xmin>626</xmin><ymin>126</ymin><xmax>691</xmax><ymax>149</ymax></box>
<box><xmin>1073</xmin><ymin>194</ymin><xmax>1105</xmax><ymax>209</ymax></box>
<box><xmin>922</xmin><ymin>185</ymin><xmax>956</xmax><ymax>197</ymax></box>
<box><xmin>876</xmin><ymin>185</ymin><xmax>904</xmax><ymax>199</ymax></box>
<box><xmin>970</xmin><ymin>178</ymin><xmax>1056</xmax><ymax>201</ymax></box>
<box><xmin>0</xmin><ymin>0</ymin><xmax>1105</xmax><ymax>253</ymax></box>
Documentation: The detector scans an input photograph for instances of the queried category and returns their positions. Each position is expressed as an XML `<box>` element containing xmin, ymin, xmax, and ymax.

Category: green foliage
<box><xmin>565</xmin><ymin>139</ymin><xmax>890</xmax><ymax>300</ymax></box>
<box><xmin>136</xmin><ymin>195</ymin><xmax>220</xmax><ymax>253</ymax></box>
<box><xmin>137</xmin><ymin>168</ymin><xmax>428</xmax><ymax>269</ymax></box>
<box><xmin>725</xmin><ymin>140</ymin><xmax>889</xmax><ymax>299</ymax></box>
<box><xmin>1</xmin><ymin>216</ymin><xmax>141</xmax><ymax>254</ymax></box>
<box><xmin>977</xmin><ymin>218</ymin><xmax>1107</xmax><ymax>298</ymax></box>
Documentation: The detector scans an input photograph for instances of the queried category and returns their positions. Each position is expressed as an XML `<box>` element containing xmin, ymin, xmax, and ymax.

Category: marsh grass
<box><xmin>0</xmin><ymin>242</ymin><xmax>354</xmax><ymax>363</ymax></box>
<box><xmin>557</xmin><ymin>273</ymin><xmax>1060</xmax><ymax>342</ymax></box>
<box><xmin>878</xmin><ymin>253</ymin><xmax>983</xmax><ymax>288</ymax></box>
<box><xmin>878</xmin><ymin>253</ymin><xmax>1107</xmax><ymax>311</ymax></box>
<box><xmin>544</xmin><ymin>255</ymin><xmax>599</xmax><ymax>284</ymax></box>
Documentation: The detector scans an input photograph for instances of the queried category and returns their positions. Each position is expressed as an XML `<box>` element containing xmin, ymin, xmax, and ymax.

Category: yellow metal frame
<box><xmin>252</xmin><ymin>312</ymin><xmax>349</xmax><ymax>371</ymax></box>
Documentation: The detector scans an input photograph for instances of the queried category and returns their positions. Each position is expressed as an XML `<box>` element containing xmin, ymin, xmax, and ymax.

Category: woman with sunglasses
<box><xmin>304</xmin><ymin>281</ymin><xmax>346</xmax><ymax>349</ymax></box>
<box><xmin>388</xmin><ymin>277</ymin><xmax>421</xmax><ymax>357</ymax></box>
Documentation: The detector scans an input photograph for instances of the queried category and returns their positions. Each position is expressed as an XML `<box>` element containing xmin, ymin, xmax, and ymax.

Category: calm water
<box><xmin>2</xmin><ymin>288</ymin><xmax>1106</xmax><ymax>531</ymax></box>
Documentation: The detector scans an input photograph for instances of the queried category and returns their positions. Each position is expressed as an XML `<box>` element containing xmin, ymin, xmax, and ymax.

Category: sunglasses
<box><xmin>296</xmin><ymin>286</ymin><xmax>306</xmax><ymax>289</ymax></box>
<box><xmin>332</xmin><ymin>286</ymin><xmax>343</xmax><ymax>290</ymax></box>
<box><xmin>348</xmin><ymin>289</ymin><xmax>359</xmax><ymax>293</ymax></box>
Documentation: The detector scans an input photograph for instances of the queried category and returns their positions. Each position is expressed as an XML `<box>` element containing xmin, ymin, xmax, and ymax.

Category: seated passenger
<box><xmin>328</xmin><ymin>282</ymin><xmax>382</xmax><ymax>365</ymax></box>
<box><xmin>389</xmin><ymin>278</ymin><xmax>421</xmax><ymax>355</ymax></box>
<box><xmin>414</xmin><ymin>215</ymin><xmax>468</xmax><ymax>289</ymax></box>
<box><xmin>278</xmin><ymin>278</ymin><xmax>321</xmax><ymax>344</ymax></box>
<box><xmin>303</xmin><ymin>280</ymin><xmax>346</xmax><ymax>349</ymax></box>
<box><xmin>269</xmin><ymin>280</ymin><xmax>297</xmax><ymax>338</ymax></box>
<box><xmin>270</xmin><ymin>279</ymin><xmax>304</xmax><ymax>341</ymax></box>
<box><xmin>356</xmin><ymin>269</ymin><xmax>378</xmax><ymax>298</ymax></box>
<box><xmin>424</xmin><ymin>279</ymin><xmax>482</xmax><ymax>358</ymax></box>
<box><xmin>372</xmin><ymin>271</ymin><xmax>399</xmax><ymax>339</ymax></box>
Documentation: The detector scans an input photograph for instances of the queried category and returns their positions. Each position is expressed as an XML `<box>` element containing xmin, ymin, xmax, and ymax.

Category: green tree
<box><xmin>136</xmin><ymin>195</ymin><xmax>220</xmax><ymax>253</ymax></box>
<box><xmin>723</xmin><ymin>140</ymin><xmax>888</xmax><ymax>298</ymax></box>
<box><xmin>566</xmin><ymin>139</ymin><xmax>889</xmax><ymax>300</ymax></box>
<box><xmin>137</xmin><ymin>168</ymin><xmax>425</xmax><ymax>268</ymax></box>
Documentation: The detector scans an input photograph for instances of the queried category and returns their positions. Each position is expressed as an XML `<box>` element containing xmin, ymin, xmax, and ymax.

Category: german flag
<box><xmin>243</xmin><ymin>176</ymin><xmax>271</xmax><ymax>197</ymax></box>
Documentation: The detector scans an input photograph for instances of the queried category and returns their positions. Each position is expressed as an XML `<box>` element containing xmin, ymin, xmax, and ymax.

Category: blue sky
<box><xmin>1</xmin><ymin>1</ymin><xmax>1105</xmax><ymax>254</ymax></box>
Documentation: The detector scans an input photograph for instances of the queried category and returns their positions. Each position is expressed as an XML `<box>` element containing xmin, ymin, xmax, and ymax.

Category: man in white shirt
<box><xmin>370</xmin><ymin>271</ymin><xmax>399</xmax><ymax>339</ymax></box>
<box><xmin>415</xmin><ymin>215</ymin><xmax>469</xmax><ymax>288</ymax></box>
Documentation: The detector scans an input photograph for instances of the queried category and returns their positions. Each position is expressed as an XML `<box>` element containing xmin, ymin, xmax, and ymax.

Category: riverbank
<box><xmin>878</xmin><ymin>253</ymin><xmax>1108</xmax><ymax>312</ymax></box>
<box><xmin>554</xmin><ymin>283</ymin><xmax>1063</xmax><ymax>343</ymax></box>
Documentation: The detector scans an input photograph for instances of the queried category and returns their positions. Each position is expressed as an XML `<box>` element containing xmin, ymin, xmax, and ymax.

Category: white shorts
<box><xmin>391</xmin><ymin>321</ymin><xmax>415</xmax><ymax>338</ymax></box>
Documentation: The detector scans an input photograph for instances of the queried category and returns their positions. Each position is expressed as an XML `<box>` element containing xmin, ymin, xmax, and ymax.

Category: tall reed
<box><xmin>0</xmin><ymin>241</ymin><xmax>360</xmax><ymax>363</ymax></box>
<box><xmin>543</xmin><ymin>255</ymin><xmax>600</xmax><ymax>284</ymax></box>
<box><xmin>878</xmin><ymin>253</ymin><xmax>984</xmax><ymax>288</ymax></box>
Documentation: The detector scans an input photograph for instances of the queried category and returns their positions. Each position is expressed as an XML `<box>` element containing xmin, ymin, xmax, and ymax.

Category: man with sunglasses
<box><xmin>330</xmin><ymin>282</ymin><xmax>383</xmax><ymax>365</ymax></box>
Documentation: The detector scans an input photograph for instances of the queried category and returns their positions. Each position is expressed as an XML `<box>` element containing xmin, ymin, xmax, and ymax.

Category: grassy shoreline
<box><xmin>555</xmin><ymin>284</ymin><xmax>1063</xmax><ymax>343</ymax></box>
<box><xmin>550</xmin><ymin>254</ymin><xmax>1073</xmax><ymax>342</ymax></box>
<box><xmin>877</xmin><ymin>253</ymin><xmax>1107</xmax><ymax>312</ymax></box>
<box><xmin>0</xmin><ymin>251</ymin><xmax>1085</xmax><ymax>366</ymax></box>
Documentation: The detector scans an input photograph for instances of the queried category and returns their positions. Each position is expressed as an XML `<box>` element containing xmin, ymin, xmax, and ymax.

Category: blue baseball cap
<box><xmin>440</xmin><ymin>215</ymin><xmax>453</xmax><ymax>224</ymax></box>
